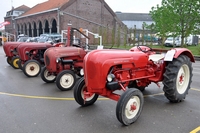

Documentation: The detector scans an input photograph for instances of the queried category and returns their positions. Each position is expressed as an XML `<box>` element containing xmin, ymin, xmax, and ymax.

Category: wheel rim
<box><xmin>44</xmin><ymin>69</ymin><xmax>56</xmax><ymax>81</ymax></box>
<box><xmin>60</xmin><ymin>73</ymin><xmax>74</xmax><ymax>88</ymax></box>
<box><xmin>13</xmin><ymin>58</ymin><xmax>19</xmax><ymax>68</ymax></box>
<box><xmin>125</xmin><ymin>96</ymin><xmax>140</xmax><ymax>119</ymax></box>
<box><xmin>176</xmin><ymin>64</ymin><xmax>190</xmax><ymax>94</ymax></box>
<box><xmin>25</xmin><ymin>62</ymin><xmax>40</xmax><ymax>76</ymax></box>
<box><xmin>81</xmin><ymin>85</ymin><xmax>95</xmax><ymax>101</ymax></box>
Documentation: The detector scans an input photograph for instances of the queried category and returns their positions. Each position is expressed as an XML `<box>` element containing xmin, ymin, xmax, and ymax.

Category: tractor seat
<box><xmin>149</xmin><ymin>54</ymin><xmax>165</xmax><ymax>62</ymax></box>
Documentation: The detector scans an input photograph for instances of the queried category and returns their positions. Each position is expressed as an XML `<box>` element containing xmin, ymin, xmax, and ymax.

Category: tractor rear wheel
<box><xmin>56</xmin><ymin>70</ymin><xmax>76</xmax><ymax>91</ymax></box>
<box><xmin>11</xmin><ymin>56</ymin><xmax>20</xmax><ymax>69</ymax></box>
<box><xmin>41</xmin><ymin>66</ymin><xmax>56</xmax><ymax>83</ymax></box>
<box><xmin>74</xmin><ymin>77</ymin><xmax>99</xmax><ymax>106</ymax></box>
<box><xmin>22</xmin><ymin>60</ymin><xmax>41</xmax><ymax>77</ymax></box>
<box><xmin>163</xmin><ymin>55</ymin><xmax>192</xmax><ymax>103</ymax></box>
<box><xmin>7</xmin><ymin>57</ymin><xmax>12</xmax><ymax>65</ymax></box>
<box><xmin>116</xmin><ymin>88</ymin><xmax>144</xmax><ymax>126</ymax></box>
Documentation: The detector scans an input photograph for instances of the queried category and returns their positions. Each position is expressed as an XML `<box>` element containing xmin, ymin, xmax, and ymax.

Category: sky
<box><xmin>0</xmin><ymin>0</ymin><xmax>162</xmax><ymax>27</ymax></box>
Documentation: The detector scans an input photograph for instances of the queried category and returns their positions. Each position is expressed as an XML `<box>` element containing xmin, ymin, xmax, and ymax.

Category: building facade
<box><xmin>5</xmin><ymin>0</ymin><xmax>125</xmax><ymax>44</ymax></box>
<box><xmin>4</xmin><ymin>5</ymin><xmax>30</xmax><ymax>36</ymax></box>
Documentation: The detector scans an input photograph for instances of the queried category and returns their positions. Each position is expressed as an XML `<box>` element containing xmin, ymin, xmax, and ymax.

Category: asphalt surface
<box><xmin>0</xmin><ymin>46</ymin><xmax>200</xmax><ymax>133</ymax></box>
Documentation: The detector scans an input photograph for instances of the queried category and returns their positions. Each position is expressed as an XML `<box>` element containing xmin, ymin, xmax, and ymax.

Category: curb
<box><xmin>194</xmin><ymin>56</ymin><xmax>200</xmax><ymax>61</ymax></box>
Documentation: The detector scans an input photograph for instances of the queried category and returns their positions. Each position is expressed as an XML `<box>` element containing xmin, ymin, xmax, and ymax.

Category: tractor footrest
<box><xmin>106</xmin><ymin>81</ymin><xmax>121</xmax><ymax>91</ymax></box>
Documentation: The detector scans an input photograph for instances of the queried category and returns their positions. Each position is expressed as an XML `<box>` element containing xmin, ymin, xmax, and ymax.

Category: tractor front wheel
<box><xmin>11</xmin><ymin>56</ymin><xmax>20</xmax><ymax>69</ymax></box>
<box><xmin>56</xmin><ymin>70</ymin><xmax>76</xmax><ymax>91</ymax></box>
<box><xmin>74</xmin><ymin>77</ymin><xmax>99</xmax><ymax>106</ymax></box>
<box><xmin>163</xmin><ymin>55</ymin><xmax>192</xmax><ymax>103</ymax></box>
<box><xmin>7</xmin><ymin>57</ymin><xmax>12</xmax><ymax>65</ymax></box>
<box><xmin>116</xmin><ymin>88</ymin><xmax>144</xmax><ymax>126</ymax></box>
<box><xmin>41</xmin><ymin>66</ymin><xmax>56</xmax><ymax>83</ymax></box>
<box><xmin>22</xmin><ymin>60</ymin><xmax>41</xmax><ymax>77</ymax></box>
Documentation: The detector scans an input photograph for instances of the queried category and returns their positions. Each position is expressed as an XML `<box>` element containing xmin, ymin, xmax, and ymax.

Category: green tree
<box><xmin>111</xmin><ymin>27</ymin><xmax>115</xmax><ymax>48</ymax></box>
<box><xmin>150</xmin><ymin>0</ymin><xmax>200</xmax><ymax>47</ymax></box>
<box><xmin>116</xmin><ymin>26</ymin><xmax>121</xmax><ymax>48</ymax></box>
<box><xmin>123</xmin><ymin>26</ymin><xmax>128</xmax><ymax>48</ymax></box>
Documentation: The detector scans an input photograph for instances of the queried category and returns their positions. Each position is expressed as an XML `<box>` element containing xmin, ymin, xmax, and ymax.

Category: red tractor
<box><xmin>73</xmin><ymin>45</ymin><xmax>194</xmax><ymax>125</ymax></box>
<box><xmin>3</xmin><ymin>41</ymin><xmax>24</xmax><ymax>69</ymax></box>
<box><xmin>17</xmin><ymin>41</ymin><xmax>64</xmax><ymax>77</ymax></box>
<box><xmin>41</xmin><ymin>27</ymin><xmax>90</xmax><ymax>91</ymax></box>
<box><xmin>42</xmin><ymin>47</ymin><xmax>87</xmax><ymax>91</ymax></box>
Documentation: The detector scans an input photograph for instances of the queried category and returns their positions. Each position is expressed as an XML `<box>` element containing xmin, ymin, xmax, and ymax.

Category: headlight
<box><xmin>80</xmin><ymin>68</ymin><xmax>84</xmax><ymax>76</ymax></box>
<box><xmin>56</xmin><ymin>58</ymin><xmax>61</xmax><ymax>63</ymax></box>
<box><xmin>25</xmin><ymin>51</ymin><xmax>29</xmax><ymax>55</ymax></box>
<box><xmin>107</xmin><ymin>74</ymin><xmax>115</xmax><ymax>82</ymax></box>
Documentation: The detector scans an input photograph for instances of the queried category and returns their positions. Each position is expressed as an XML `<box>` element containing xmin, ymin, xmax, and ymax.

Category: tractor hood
<box><xmin>3</xmin><ymin>42</ymin><xmax>24</xmax><ymax>56</ymax></box>
<box><xmin>44</xmin><ymin>46</ymin><xmax>86</xmax><ymax>59</ymax></box>
<box><xmin>17</xmin><ymin>42</ymin><xmax>52</xmax><ymax>50</ymax></box>
<box><xmin>17</xmin><ymin>42</ymin><xmax>53</xmax><ymax>60</ymax></box>
<box><xmin>44</xmin><ymin>47</ymin><xmax>87</xmax><ymax>72</ymax></box>
<box><xmin>84</xmin><ymin>49</ymin><xmax>148</xmax><ymax>89</ymax></box>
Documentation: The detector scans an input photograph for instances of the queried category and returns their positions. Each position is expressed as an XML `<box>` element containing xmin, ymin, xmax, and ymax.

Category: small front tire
<box><xmin>18</xmin><ymin>59</ymin><xmax>24</xmax><ymax>70</ymax></box>
<box><xmin>116</xmin><ymin>88</ymin><xmax>144</xmax><ymax>126</ymax></box>
<box><xmin>41</xmin><ymin>66</ymin><xmax>56</xmax><ymax>83</ymax></box>
<box><xmin>22</xmin><ymin>60</ymin><xmax>41</xmax><ymax>77</ymax></box>
<box><xmin>7</xmin><ymin>57</ymin><xmax>12</xmax><ymax>65</ymax></box>
<box><xmin>74</xmin><ymin>77</ymin><xmax>99</xmax><ymax>106</ymax></box>
<box><xmin>56</xmin><ymin>70</ymin><xmax>76</xmax><ymax>91</ymax></box>
<box><xmin>11</xmin><ymin>56</ymin><xmax>20</xmax><ymax>69</ymax></box>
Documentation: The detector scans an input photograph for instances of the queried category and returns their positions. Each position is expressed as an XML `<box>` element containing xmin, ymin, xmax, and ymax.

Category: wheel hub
<box><xmin>65</xmin><ymin>79</ymin><xmax>69</xmax><ymax>83</ymax></box>
<box><xmin>125</xmin><ymin>96</ymin><xmax>140</xmax><ymax>119</ymax></box>
<box><xmin>179</xmin><ymin>74</ymin><xmax>184</xmax><ymax>85</ymax></box>
<box><xmin>30</xmin><ymin>66</ymin><xmax>35</xmax><ymax>71</ymax></box>
<box><xmin>130</xmin><ymin>103</ymin><xmax>137</xmax><ymax>111</ymax></box>
<box><xmin>60</xmin><ymin>74</ymin><xmax>74</xmax><ymax>88</ymax></box>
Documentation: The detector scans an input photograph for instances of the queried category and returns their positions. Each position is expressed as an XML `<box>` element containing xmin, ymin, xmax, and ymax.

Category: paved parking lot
<box><xmin>0</xmin><ymin>46</ymin><xmax>200</xmax><ymax>133</ymax></box>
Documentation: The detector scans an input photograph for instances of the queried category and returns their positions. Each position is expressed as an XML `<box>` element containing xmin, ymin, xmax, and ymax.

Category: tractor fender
<box><xmin>173</xmin><ymin>48</ymin><xmax>195</xmax><ymax>62</ymax></box>
<box><xmin>166</xmin><ymin>48</ymin><xmax>195</xmax><ymax>62</ymax></box>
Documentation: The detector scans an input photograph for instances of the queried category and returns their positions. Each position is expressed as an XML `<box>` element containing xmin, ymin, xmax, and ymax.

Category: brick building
<box><xmin>5</xmin><ymin>0</ymin><xmax>125</xmax><ymax>44</ymax></box>
<box><xmin>4</xmin><ymin>5</ymin><xmax>30</xmax><ymax>36</ymax></box>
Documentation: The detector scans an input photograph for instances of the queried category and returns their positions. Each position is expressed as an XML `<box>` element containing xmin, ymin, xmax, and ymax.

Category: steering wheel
<box><xmin>137</xmin><ymin>45</ymin><xmax>152</xmax><ymax>53</ymax></box>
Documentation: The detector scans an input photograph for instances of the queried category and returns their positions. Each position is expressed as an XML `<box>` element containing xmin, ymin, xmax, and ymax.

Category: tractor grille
<box><xmin>45</xmin><ymin>55</ymin><xmax>50</xmax><ymax>66</ymax></box>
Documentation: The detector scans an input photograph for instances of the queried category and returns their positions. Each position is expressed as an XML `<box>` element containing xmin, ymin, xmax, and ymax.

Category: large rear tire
<box><xmin>56</xmin><ymin>70</ymin><xmax>76</xmax><ymax>91</ymax></box>
<box><xmin>22</xmin><ymin>60</ymin><xmax>41</xmax><ymax>77</ymax></box>
<box><xmin>163</xmin><ymin>55</ymin><xmax>192</xmax><ymax>103</ymax></box>
<box><xmin>74</xmin><ymin>77</ymin><xmax>99</xmax><ymax>106</ymax></box>
<box><xmin>116</xmin><ymin>88</ymin><xmax>144</xmax><ymax>126</ymax></box>
<box><xmin>41</xmin><ymin>66</ymin><xmax>56</xmax><ymax>83</ymax></box>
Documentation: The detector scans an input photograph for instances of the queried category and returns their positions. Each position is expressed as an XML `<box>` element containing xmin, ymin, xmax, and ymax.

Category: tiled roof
<box><xmin>116</xmin><ymin>12</ymin><xmax>152</xmax><ymax>21</ymax></box>
<box><xmin>7</xmin><ymin>5</ymin><xmax>30</xmax><ymax>12</ymax></box>
<box><xmin>20</xmin><ymin>0</ymin><xmax>69</xmax><ymax>17</ymax></box>
<box><xmin>14</xmin><ymin>5</ymin><xmax>30</xmax><ymax>11</ymax></box>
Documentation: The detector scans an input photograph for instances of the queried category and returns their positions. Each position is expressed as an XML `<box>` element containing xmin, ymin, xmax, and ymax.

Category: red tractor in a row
<box><xmin>17</xmin><ymin>42</ymin><xmax>63</xmax><ymax>77</ymax></box>
<box><xmin>41</xmin><ymin>27</ymin><xmax>90</xmax><ymax>91</ymax></box>
<box><xmin>3</xmin><ymin>41</ymin><xmax>24</xmax><ymax>69</ymax></box>
<box><xmin>73</xmin><ymin>45</ymin><xmax>194</xmax><ymax>125</ymax></box>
